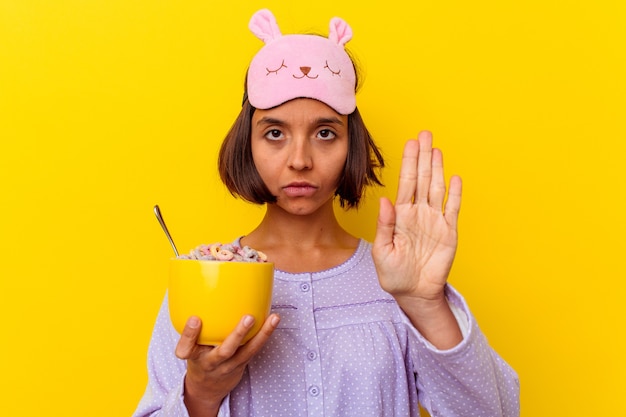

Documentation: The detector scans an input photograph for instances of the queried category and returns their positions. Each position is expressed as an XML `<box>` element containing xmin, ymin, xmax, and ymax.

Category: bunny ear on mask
<box><xmin>328</xmin><ymin>17</ymin><xmax>352</xmax><ymax>47</ymax></box>
<box><xmin>249</xmin><ymin>9</ymin><xmax>282</xmax><ymax>44</ymax></box>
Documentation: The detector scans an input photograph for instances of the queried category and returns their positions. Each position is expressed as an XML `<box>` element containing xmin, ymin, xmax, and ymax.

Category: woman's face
<box><xmin>251</xmin><ymin>98</ymin><xmax>349</xmax><ymax>216</ymax></box>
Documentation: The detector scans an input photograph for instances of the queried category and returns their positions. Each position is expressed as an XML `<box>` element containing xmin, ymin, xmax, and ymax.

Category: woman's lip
<box><xmin>282</xmin><ymin>183</ymin><xmax>318</xmax><ymax>197</ymax></box>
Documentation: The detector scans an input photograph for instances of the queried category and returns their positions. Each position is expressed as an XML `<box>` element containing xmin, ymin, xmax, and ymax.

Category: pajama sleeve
<box><xmin>402</xmin><ymin>285</ymin><xmax>520</xmax><ymax>417</ymax></box>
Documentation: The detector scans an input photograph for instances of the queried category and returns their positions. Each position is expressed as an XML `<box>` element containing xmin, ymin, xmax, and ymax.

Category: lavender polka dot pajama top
<box><xmin>134</xmin><ymin>239</ymin><xmax>520</xmax><ymax>417</ymax></box>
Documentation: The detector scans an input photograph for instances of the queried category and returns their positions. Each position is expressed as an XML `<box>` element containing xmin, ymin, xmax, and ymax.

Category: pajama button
<box><xmin>307</xmin><ymin>351</ymin><xmax>317</xmax><ymax>361</ymax></box>
<box><xmin>308</xmin><ymin>385</ymin><xmax>320</xmax><ymax>397</ymax></box>
<box><xmin>300</xmin><ymin>283</ymin><xmax>310</xmax><ymax>292</ymax></box>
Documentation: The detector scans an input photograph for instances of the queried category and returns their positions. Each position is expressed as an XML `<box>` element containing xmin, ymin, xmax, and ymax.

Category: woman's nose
<box><xmin>287</xmin><ymin>139</ymin><xmax>313</xmax><ymax>170</ymax></box>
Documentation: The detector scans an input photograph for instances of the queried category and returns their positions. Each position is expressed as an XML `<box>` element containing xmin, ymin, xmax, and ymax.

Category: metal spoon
<box><xmin>153</xmin><ymin>205</ymin><xmax>179</xmax><ymax>257</ymax></box>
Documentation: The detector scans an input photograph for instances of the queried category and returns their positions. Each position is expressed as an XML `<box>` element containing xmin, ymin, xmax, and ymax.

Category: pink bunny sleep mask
<box><xmin>246</xmin><ymin>9</ymin><xmax>357</xmax><ymax>115</ymax></box>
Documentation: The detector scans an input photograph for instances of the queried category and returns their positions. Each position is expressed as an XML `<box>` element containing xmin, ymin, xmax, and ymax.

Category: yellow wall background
<box><xmin>1</xmin><ymin>1</ymin><xmax>624</xmax><ymax>415</ymax></box>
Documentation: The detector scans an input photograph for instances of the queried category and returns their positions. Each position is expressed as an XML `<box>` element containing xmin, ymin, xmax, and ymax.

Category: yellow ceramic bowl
<box><xmin>169</xmin><ymin>259</ymin><xmax>274</xmax><ymax>345</ymax></box>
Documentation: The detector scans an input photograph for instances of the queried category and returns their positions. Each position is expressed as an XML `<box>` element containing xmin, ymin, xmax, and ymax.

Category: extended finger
<box><xmin>444</xmin><ymin>175</ymin><xmax>462</xmax><ymax>229</ymax></box>
<box><xmin>175</xmin><ymin>316</ymin><xmax>202</xmax><ymax>359</ymax></box>
<box><xmin>373</xmin><ymin>197</ymin><xmax>396</xmax><ymax>255</ymax></box>
<box><xmin>416</xmin><ymin>131</ymin><xmax>433</xmax><ymax>203</ymax></box>
<box><xmin>429</xmin><ymin>148</ymin><xmax>446</xmax><ymax>210</ymax></box>
<box><xmin>396</xmin><ymin>140</ymin><xmax>419</xmax><ymax>205</ymax></box>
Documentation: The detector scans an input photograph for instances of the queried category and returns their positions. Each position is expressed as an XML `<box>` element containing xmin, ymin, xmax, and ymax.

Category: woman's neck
<box><xmin>241</xmin><ymin>202</ymin><xmax>359</xmax><ymax>273</ymax></box>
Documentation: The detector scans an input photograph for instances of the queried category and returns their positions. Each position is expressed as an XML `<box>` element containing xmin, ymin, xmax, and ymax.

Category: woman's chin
<box><xmin>272</xmin><ymin>198</ymin><xmax>331</xmax><ymax>217</ymax></box>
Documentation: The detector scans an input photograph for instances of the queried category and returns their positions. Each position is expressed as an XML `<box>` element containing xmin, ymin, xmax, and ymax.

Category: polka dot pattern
<box><xmin>133</xmin><ymin>240</ymin><xmax>520</xmax><ymax>416</ymax></box>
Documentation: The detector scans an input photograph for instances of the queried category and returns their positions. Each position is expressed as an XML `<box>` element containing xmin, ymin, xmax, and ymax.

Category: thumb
<box><xmin>175</xmin><ymin>316</ymin><xmax>202</xmax><ymax>359</ymax></box>
<box><xmin>373</xmin><ymin>197</ymin><xmax>396</xmax><ymax>254</ymax></box>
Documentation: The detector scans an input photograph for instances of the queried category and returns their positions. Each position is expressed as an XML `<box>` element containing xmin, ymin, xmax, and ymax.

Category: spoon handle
<box><xmin>153</xmin><ymin>205</ymin><xmax>180</xmax><ymax>257</ymax></box>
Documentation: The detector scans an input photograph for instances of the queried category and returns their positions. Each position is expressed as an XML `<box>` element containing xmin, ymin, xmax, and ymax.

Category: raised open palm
<box><xmin>373</xmin><ymin>131</ymin><xmax>462</xmax><ymax>302</ymax></box>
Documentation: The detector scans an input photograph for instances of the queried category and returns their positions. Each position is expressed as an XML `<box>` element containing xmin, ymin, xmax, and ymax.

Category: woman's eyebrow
<box><xmin>256</xmin><ymin>117</ymin><xmax>284</xmax><ymax>126</ymax></box>
<box><xmin>315</xmin><ymin>117</ymin><xmax>345</xmax><ymax>126</ymax></box>
<box><xmin>256</xmin><ymin>116</ymin><xmax>345</xmax><ymax>126</ymax></box>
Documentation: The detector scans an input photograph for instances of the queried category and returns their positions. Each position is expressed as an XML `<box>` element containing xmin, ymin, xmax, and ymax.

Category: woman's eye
<box><xmin>265</xmin><ymin>129</ymin><xmax>284</xmax><ymax>140</ymax></box>
<box><xmin>317</xmin><ymin>129</ymin><xmax>336</xmax><ymax>140</ymax></box>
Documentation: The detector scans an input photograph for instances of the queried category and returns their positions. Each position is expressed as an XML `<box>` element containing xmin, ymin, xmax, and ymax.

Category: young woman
<box><xmin>134</xmin><ymin>9</ymin><xmax>520</xmax><ymax>417</ymax></box>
